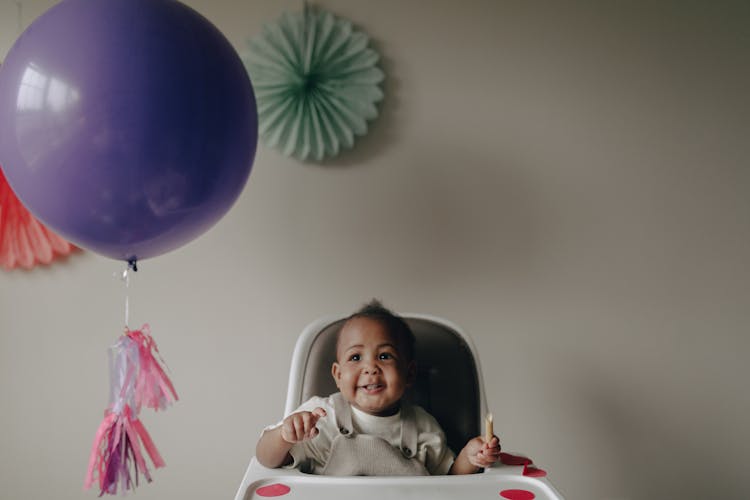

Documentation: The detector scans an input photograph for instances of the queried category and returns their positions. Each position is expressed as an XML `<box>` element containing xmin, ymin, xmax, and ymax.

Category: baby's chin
<box><xmin>353</xmin><ymin>400</ymin><xmax>401</xmax><ymax>417</ymax></box>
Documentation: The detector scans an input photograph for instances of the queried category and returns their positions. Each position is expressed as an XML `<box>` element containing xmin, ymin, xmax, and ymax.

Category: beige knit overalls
<box><xmin>320</xmin><ymin>392</ymin><xmax>430</xmax><ymax>476</ymax></box>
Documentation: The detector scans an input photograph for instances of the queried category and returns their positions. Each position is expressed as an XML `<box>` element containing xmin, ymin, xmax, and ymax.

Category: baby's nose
<box><xmin>362</xmin><ymin>362</ymin><xmax>381</xmax><ymax>374</ymax></box>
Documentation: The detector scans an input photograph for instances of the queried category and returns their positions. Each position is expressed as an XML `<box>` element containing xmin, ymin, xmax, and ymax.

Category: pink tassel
<box><xmin>84</xmin><ymin>412</ymin><xmax>117</xmax><ymax>492</ymax></box>
<box><xmin>84</xmin><ymin>325</ymin><xmax>176</xmax><ymax>495</ymax></box>
<box><xmin>84</xmin><ymin>406</ymin><xmax>164</xmax><ymax>495</ymax></box>
<box><xmin>126</xmin><ymin>325</ymin><xmax>178</xmax><ymax>412</ymax></box>
<box><xmin>131</xmin><ymin>418</ymin><xmax>165</xmax><ymax>468</ymax></box>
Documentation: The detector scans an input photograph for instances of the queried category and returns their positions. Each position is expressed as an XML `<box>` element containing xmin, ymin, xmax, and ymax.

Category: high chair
<box><xmin>235</xmin><ymin>314</ymin><xmax>566</xmax><ymax>500</ymax></box>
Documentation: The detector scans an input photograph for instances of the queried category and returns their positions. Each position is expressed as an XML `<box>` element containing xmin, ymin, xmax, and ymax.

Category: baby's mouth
<box><xmin>359</xmin><ymin>383</ymin><xmax>385</xmax><ymax>393</ymax></box>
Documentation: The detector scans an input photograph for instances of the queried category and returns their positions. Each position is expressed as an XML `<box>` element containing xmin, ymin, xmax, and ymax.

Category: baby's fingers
<box><xmin>310</xmin><ymin>407</ymin><xmax>327</xmax><ymax>427</ymax></box>
<box><xmin>476</xmin><ymin>449</ymin><xmax>499</xmax><ymax>467</ymax></box>
<box><xmin>292</xmin><ymin>416</ymin><xmax>309</xmax><ymax>442</ymax></box>
<box><xmin>485</xmin><ymin>436</ymin><xmax>501</xmax><ymax>452</ymax></box>
<box><xmin>304</xmin><ymin>408</ymin><xmax>327</xmax><ymax>439</ymax></box>
<box><xmin>281</xmin><ymin>409</ymin><xmax>326</xmax><ymax>444</ymax></box>
<box><xmin>300</xmin><ymin>411</ymin><xmax>320</xmax><ymax>435</ymax></box>
<box><xmin>483</xmin><ymin>447</ymin><xmax>501</xmax><ymax>462</ymax></box>
<box><xmin>468</xmin><ymin>453</ymin><xmax>494</xmax><ymax>469</ymax></box>
<box><xmin>312</xmin><ymin>407</ymin><xmax>327</xmax><ymax>419</ymax></box>
<box><xmin>280</xmin><ymin>418</ymin><xmax>302</xmax><ymax>443</ymax></box>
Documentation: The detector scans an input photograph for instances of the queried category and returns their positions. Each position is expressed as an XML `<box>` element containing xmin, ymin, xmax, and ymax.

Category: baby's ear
<box><xmin>331</xmin><ymin>362</ymin><xmax>342</xmax><ymax>386</ymax></box>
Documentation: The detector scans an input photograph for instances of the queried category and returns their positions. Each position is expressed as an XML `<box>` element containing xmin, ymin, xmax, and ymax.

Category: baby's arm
<box><xmin>448</xmin><ymin>435</ymin><xmax>501</xmax><ymax>475</ymax></box>
<box><xmin>256</xmin><ymin>407</ymin><xmax>327</xmax><ymax>468</ymax></box>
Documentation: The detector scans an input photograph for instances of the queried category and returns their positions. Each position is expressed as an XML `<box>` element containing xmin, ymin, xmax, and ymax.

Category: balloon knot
<box><xmin>128</xmin><ymin>259</ymin><xmax>138</xmax><ymax>272</ymax></box>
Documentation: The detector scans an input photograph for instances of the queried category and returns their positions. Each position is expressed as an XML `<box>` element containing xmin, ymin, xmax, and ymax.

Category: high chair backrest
<box><xmin>285</xmin><ymin>314</ymin><xmax>488</xmax><ymax>455</ymax></box>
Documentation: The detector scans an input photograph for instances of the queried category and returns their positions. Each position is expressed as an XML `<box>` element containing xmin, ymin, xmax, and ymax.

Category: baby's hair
<box><xmin>340</xmin><ymin>299</ymin><xmax>416</xmax><ymax>362</ymax></box>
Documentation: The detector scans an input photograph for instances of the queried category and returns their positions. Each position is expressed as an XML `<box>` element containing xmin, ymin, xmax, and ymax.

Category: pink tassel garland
<box><xmin>85</xmin><ymin>325</ymin><xmax>177</xmax><ymax>495</ymax></box>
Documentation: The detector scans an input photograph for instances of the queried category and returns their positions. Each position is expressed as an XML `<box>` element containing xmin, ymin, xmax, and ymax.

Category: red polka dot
<box><xmin>500</xmin><ymin>489</ymin><xmax>535</xmax><ymax>500</ymax></box>
<box><xmin>256</xmin><ymin>483</ymin><xmax>291</xmax><ymax>497</ymax></box>
<box><xmin>523</xmin><ymin>465</ymin><xmax>547</xmax><ymax>478</ymax></box>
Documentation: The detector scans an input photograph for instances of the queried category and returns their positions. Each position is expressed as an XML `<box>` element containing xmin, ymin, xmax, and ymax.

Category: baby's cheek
<box><xmin>339</xmin><ymin>373</ymin><xmax>357</xmax><ymax>392</ymax></box>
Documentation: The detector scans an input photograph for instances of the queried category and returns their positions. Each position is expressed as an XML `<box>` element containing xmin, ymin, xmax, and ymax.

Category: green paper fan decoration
<box><xmin>244</xmin><ymin>8</ymin><xmax>385</xmax><ymax>161</ymax></box>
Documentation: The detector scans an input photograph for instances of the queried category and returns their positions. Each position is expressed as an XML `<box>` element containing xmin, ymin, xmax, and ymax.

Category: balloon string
<box><xmin>123</xmin><ymin>267</ymin><xmax>131</xmax><ymax>329</ymax></box>
<box><xmin>121</xmin><ymin>259</ymin><xmax>138</xmax><ymax>329</ymax></box>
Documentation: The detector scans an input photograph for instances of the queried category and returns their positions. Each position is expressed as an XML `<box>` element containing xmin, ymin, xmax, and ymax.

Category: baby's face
<box><xmin>331</xmin><ymin>317</ymin><xmax>414</xmax><ymax>416</ymax></box>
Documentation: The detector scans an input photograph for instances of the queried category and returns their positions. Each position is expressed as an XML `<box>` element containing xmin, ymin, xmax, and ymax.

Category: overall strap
<box><xmin>399</xmin><ymin>403</ymin><xmax>418</xmax><ymax>459</ymax></box>
<box><xmin>331</xmin><ymin>392</ymin><xmax>355</xmax><ymax>438</ymax></box>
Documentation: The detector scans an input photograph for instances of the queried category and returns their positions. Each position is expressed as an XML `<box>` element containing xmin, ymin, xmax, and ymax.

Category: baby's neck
<box><xmin>351</xmin><ymin>401</ymin><xmax>402</xmax><ymax>417</ymax></box>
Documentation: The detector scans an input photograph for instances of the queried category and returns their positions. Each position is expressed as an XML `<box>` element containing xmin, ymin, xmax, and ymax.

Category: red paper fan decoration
<box><xmin>1</xmin><ymin>168</ymin><xmax>77</xmax><ymax>270</ymax></box>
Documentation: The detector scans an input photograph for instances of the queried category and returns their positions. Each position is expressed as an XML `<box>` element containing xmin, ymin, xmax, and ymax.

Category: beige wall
<box><xmin>1</xmin><ymin>1</ymin><xmax>749</xmax><ymax>499</ymax></box>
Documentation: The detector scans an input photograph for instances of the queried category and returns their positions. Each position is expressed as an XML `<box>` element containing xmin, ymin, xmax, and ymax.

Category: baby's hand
<box><xmin>280</xmin><ymin>407</ymin><xmax>327</xmax><ymax>444</ymax></box>
<box><xmin>465</xmin><ymin>435</ymin><xmax>501</xmax><ymax>469</ymax></box>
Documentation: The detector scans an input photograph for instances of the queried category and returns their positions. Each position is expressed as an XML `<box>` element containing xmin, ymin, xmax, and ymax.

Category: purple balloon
<box><xmin>0</xmin><ymin>0</ymin><xmax>257</xmax><ymax>262</ymax></box>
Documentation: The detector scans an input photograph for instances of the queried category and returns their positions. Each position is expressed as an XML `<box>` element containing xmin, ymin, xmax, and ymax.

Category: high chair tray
<box><xmin>237</xmin><ymin>458</ymin><xmax>564</xmax><ymax>500</ymax></box>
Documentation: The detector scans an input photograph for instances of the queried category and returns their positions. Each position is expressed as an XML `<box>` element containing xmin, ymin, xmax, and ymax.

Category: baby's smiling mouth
<box><xmin>359</xmin><ymin>383</ymin><xmax>384</xmax><ymax>392</ymax></box>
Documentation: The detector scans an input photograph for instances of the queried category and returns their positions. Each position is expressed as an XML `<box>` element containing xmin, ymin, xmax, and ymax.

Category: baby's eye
<box><xmin>378</xmin><ymin>353</ymin><xmax>394</xmax><ymax>360</ymax></box>
<box><xmin>349</xmin><ymin>354</ymin><xmax>361</xmax><ymax>361</ymax></box>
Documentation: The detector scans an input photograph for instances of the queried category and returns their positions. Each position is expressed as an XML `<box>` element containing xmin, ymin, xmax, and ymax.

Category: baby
<box><xmin>256</xmin><ymin>300</ymin><xmax>501</xmax><ymax>475</ymax></box>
